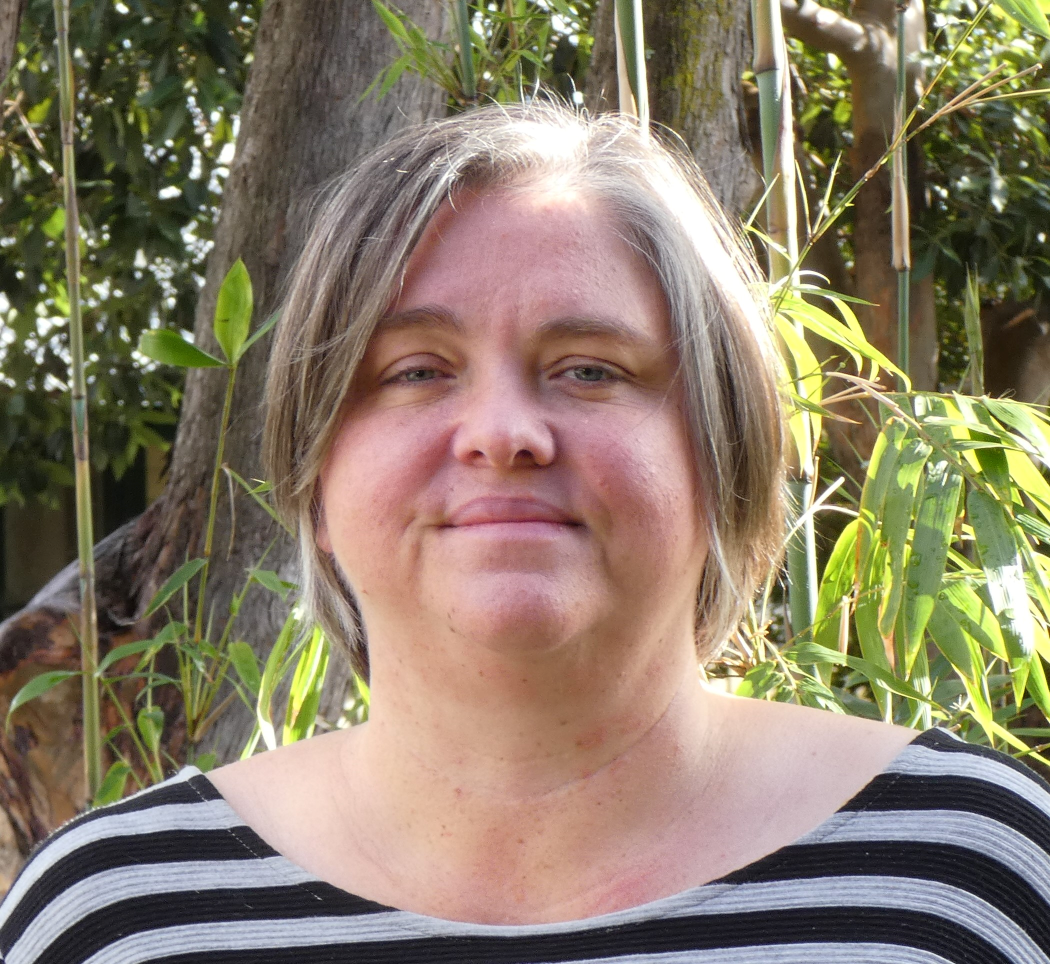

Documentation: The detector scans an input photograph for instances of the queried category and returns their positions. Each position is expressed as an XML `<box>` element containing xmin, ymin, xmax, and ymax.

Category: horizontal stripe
<box><xmin>5</xmin><ymin>730</ymin><xmax>1050</xmax><ymax>964</ymax></box>
<box><xmin>75</xmin><ymin>907</ymin><xmax>1013</xmax><ymax>964</ymax></box>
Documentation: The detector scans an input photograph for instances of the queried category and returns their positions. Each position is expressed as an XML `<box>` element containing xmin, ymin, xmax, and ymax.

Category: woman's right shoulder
<box><xmin>0</xmin><ymin>768</ymin><xmax>245</xmax><ymax>964</ymax></box>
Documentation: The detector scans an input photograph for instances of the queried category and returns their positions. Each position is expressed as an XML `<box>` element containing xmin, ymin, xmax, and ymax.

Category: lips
<box><xmin>444</xmin><ymin>497</ymin><xmax>578</xmax><ymax>527</ymax></box>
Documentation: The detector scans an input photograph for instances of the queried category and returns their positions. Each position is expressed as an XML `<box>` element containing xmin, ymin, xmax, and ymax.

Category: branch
<box><xmin>780</xmin><ymin>0</ymin><xmax>867</xmax><ymax>64</ymax></box>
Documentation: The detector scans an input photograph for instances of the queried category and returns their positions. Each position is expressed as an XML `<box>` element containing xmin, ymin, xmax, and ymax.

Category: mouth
<box><xmin>443</xmin><ymin>497</ymin><xmax>580</xmax><ymax>528</ymax></box>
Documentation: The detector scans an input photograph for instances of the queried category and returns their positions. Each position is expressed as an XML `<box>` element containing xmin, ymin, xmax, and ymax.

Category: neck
<box><xmin>334</xmin><ymin>623</ymin><xmax>727</xmax><ymax>922</ymax></box>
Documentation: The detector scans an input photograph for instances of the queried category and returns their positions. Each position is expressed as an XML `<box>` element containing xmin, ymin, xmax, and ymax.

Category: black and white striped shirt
<box><xmin>2</xmin><ymin>728</ymin><xmax>1049</xmax><ymax>963</ymax></box>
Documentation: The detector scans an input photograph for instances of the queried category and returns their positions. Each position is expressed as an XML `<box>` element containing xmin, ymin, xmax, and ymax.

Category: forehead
<box><xmin>384</xmin><ymin>186</ymin><xmax>670</xmax><ymax>336</ymax></box>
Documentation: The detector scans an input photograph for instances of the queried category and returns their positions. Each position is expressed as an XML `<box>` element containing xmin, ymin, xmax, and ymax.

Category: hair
<box><xmin>263</xmin><ymin>101</ymin><xmax>786</xmax><ymax>680</ymax></box>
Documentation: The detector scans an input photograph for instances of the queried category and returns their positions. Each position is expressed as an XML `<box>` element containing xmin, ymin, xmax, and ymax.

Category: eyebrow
<box><xmin>376</xmin><ymin>306</ymin><xmax>659</xmax><ymax>349</ymax></box>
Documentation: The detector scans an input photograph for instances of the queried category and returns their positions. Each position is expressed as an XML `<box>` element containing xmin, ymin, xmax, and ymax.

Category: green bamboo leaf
<box><xmin>224</xmin><ymin>466</ymin><xmax>287</xmax><ymax>530</ymax></box>
<box><xmin>1025</xmin><ymin>648</ymin><xmax>1050</xmax><ymax>723</ymax></box>
<box><xmin>814</xmin><ymin>519</ymin><xmax>860</xmax><ymax>651</ymax></box>
<box><xmin>97</xmin><ymin>635</ymin><xmax>170</xmax><ymax>674</ymax></box>
<box><xmin>879</xmin><ymin>436</ymin><xmax>932</xmax><ymax>643</ymax></box>
<box><xmin>6</xmin><ymin>670</ymin><xmax>80</xmax><ymax>726</ymax></box>
<box><xmin>249</xmin><ymin>568</ymin><xmax>295</xmax><ymax>602</ymax></box>
<box><xmin>136</xmin><ymin>706</ymin><xmax>165</xmax><ymax>756</ymax></box>
<box><xmin>283</xmin><ymin>627</ymin><xmax>329</xmax><ymax>745</ymax></box>
<box><xmin>213</xmin><ymin>259</ymin><xmax>253</xmax><ymax>364</ymax></box>
<box><xmin>939</xmin><ymin>580</ymin><xmax>1008</xmax><ymax>659</ymax></box>
<box><xmin>855</xmin><ymin>418</ymin><xmax>908</xmax><ymax>691</ymax></box>
<box><xmin>785</xmin><ymin>642</ymin><xmax>937</xmax><ymax>705</ymax></box>
<box><xmin>992</xmin><ymin>0</ymin><xmax>1050</xmax><ymax>37</ymax></box>
<box><xmin>926</xmin><ymin>595</ymin><xmax>982</xmax><ymax>682</ymax></box>
<box><xmin>143</xmin><ymin>558</ymin><xmax>207</xmax><ymax>617</ymax></box>
<box><xmin>1006</xmin><ymin>449</ymin><xmax>1050</xmax><ymax>520</ymax></box>
<box><xmin>967</xmin><ymin>489</ymin><xmax>1035</xmax><ymax>661</ymax></box>
<box><xmin>229</xmin><ymin>640</ymin><xmax>261</xmax><ymax>698</ymax></box>
<box><xmin>371</xmin><ymin>0</ymin><xmax>410</xmax><ymax>42</ymax></box>
<box><xmin>901</xmin><ymin>459</ymin><xmax>964</xmax><ymax>661</ymax></box>
<box><xmin>257</xmin><ymin>611</ymin><xmax>300</xmax><ymax>751</ymax></box>
<box><xmin>984</xmin><ymin>398</ymin><xmax>1050</xmax><ymax>466</ymax></box>
<box><xmin>138</xmin><ymin>329</ymin><xmax>225</xmax><ymax>369</ymax></box>
<box><xmin>92</xmin><ymin>761</ymin><xmax>132</xmax><ymax>807</ymax></box>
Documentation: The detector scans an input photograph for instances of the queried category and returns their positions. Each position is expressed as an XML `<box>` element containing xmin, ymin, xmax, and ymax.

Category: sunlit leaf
<box><xmin>212</xmin><ymin>259</ymin><xmax>253</xmax><ymax>364</ymax></box>
<box><xmin>138</xmin><ymin>329</ymin><xmax>225</xmax><ymax>369</ymax></box>
<box><xmin>968</xmin><ymin>489</ymin><xmax>1035</xmax><ymax>661</ymax></box>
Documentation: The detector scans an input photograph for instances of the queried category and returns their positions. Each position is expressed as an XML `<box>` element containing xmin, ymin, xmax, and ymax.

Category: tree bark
<box><xmin>0</xmin><ymin>0</ymin><xmax>23</xmax><ymax>101</ymax></box>
<box><xmin>782</xmin><ymin>0</ymin><xmax>937</xmax><ymax>477</ymax></box>
<box><xmin>0</xmin><ymin>0</ymin><xmax>446</xmax><ymax>870</ymax></box>
<box><xmin>586</xmin><ymin>0</ymin><xmax>761</xmax><ymax>215</ymax></box>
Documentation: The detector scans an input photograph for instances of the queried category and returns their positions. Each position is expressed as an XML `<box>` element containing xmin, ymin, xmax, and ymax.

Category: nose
<box><xmin>451</xmin><ymin>368</ymin><xmax>556</xmax><ymax>469</ymax></box>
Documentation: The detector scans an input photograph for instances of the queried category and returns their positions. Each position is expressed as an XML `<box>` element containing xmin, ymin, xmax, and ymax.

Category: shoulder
<box><xmin>0</xmin><ymin>769</ymin><xmax>264</xmax><ymax>964</ymax></box>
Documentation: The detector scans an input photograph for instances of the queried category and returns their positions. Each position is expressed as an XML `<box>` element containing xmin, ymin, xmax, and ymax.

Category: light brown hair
<box><xmin>263</xmin><ymin>102</ymin><xmax>786</xmax><ymax>678</ymax></box>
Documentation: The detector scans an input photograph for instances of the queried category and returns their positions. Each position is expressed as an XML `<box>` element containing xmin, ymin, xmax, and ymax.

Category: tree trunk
<box><xmin>0</xmin><ymin>0</ymin><xmax>446</xmax><ymax>875</ymax></box>
<box><xmin>782</xmin><ymin>0</ymin><xmax>937</xmax><ymax>478</ymax></box>
<box><xmin>586</xmin><ymin>0</ymin><xmax>761</xmax><ymax>215</ymax></box>
<box><xmin>0</xmin><ymin>0</ymin><xmax>23</xmax><ymax>101</ymax></box>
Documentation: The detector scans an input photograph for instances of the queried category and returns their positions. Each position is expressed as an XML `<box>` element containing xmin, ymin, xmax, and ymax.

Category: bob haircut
<box><xmin>263</xmin><ymin>102</ymin><xmax>786</xmax><ymax>679</ymax></box>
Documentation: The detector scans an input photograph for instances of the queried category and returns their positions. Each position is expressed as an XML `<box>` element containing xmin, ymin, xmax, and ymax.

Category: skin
<box><xmin>210</xmin><ymin>186</ymin><xmax>916</xmax><ymax>925</ymax></box>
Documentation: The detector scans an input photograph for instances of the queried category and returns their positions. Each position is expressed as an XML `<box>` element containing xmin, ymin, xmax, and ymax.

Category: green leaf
<box><xmin>93</xmin><ymin>761</ymin><xmax>133</xmax><ymax>807</ymax></box>
<box><xmin>940</xmin><ymin>580</ymin><xmax>1009</xmax><ymax>660</ymax></box>
<box><xmin>880</xmin><ymin>435</ymin><xmax>932</xmax><ymax>644</ymax></box>
<box><xmin>143</xmin><ymin>558</ymin><xmax>207</xmax><ymax>617</ymax></box>
<box><xmin>7</xmin><ymin>670</ymin><xmax>80</xmax><ymax>726</ymax></box>
<box><xmin>926</xmin><ymin>595</ymin><xmax>982</xmax><ymax>682</ymax></box>
<box><xmin>814</xmin><ymin>519</ymin><xmax>859</xmax><ymax>652</ymax></box>
<box><xmin>213</xmin><ymin>259</ymin><xmax>253</xmax><ymax>364</ymax></box>
<box><xmin>250</xmin><ymin>568</ymin><xmax>296</xmax><ymax>602</ymax></box>
<box><xmin>372</xmin><ymin>0</ymin><xmax>410</xmax><ymax>42</ymax></box>
<box><xmin>139</xmin><ymin>329</ymin><xmax>225</xmax><ymax>369</ymax></box>
<box><xmin>229</xmin><ymin>640</ymin><xmax>261</xmax><ymax>698</ymax></box>
<box><xmin>283</xmin><ymin>627</ymin><xmax>329</xmax><ymax>745</ymax></box>
<box><xmin>97</xmin><ymin>635</ymin><xmax>169</xmax><ymax>674</ymax></box>
<box><xmin>968</xmin><ymin>489</ymin><xmax>1035</xmax><ymax>661</ymax></box>
<box><xmin>901</xmin><ymin>459</ymin><xmax>964</xmax><ymax>663</ymax></box>
<box><xmin>237</xmin><ymin>309</ymin><xmax>280</xmax><ymax>360</ymax></box>
<box><xmin>785</xmin><ymin>642</ymin><xmax>937</xmax><ymax>706</ymax></box>
<box><xmin>993</xmin><ymin>0</ymin><xmax>1050</xmax><ymax>37</ymax></box>
<box><xmin>195</xmin><ymin>752</ymin><xmax>218</xmax><ymax>773</ymax></box>
<box><xmin>137</xmin><ymin>706</ymin><xmax>165</xmax><ymax>756</ymax></box>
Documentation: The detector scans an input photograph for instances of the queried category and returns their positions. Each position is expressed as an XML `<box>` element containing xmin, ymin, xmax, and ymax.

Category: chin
<box><xmin>434</xmin><ymin>578</ymin><xmax>592</xmax><ymax>656</ymax></box>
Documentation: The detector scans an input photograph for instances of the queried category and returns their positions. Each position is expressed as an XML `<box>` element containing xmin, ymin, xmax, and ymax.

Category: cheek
<box><xmin>318</xmin><ymin>412</ymin><xmax>448</xmax><ymax>569</ymax></box>
<box><xmin>584</xmin><ymin>419</ymin><xmax>707</xmax><ymax>567</ymax></box>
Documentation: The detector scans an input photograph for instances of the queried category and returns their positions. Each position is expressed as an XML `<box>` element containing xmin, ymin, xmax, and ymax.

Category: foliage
<box><xmin>4</xmin><ymin>260</ymin><xmax>331</xmax><ymax>798</ymax></box>
<box><xmin>0</xmin><ymin>0</ymin><xmax>261</xmax><ymax>506</ymax></box>
<box><xmin>789</xmin><ymin>0</ymin><xmax>1050</xmax><ymax>387</ymax></box>
<box><xmin>369</xmin><ymin>0</ymin><xmax>594</xmax><ymax>109</ymax></box>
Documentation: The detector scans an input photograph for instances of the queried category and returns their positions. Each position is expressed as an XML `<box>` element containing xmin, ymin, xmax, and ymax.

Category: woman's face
<box><xmin>318</xmin><ymin>186</ymin><xmax>709</xmax><ymax>668</ymax></box>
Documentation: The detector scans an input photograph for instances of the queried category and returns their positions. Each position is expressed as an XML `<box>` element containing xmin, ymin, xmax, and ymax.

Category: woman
<box><xmin>3</xmin><ymin>104</ymin><xmax>1049</xmax><ymax>963</ymax></box>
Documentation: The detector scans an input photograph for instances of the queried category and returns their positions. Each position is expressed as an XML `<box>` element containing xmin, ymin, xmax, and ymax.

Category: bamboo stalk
<box><xmin>455</xmin><ymin>0</ymin><xmax>477</xmax><ymax>104</ymax></box>
<box><xmin>613</xmin><ymin>0</ymin><xmax>649</xmax><ymax>135</ymax></box>
<box><xmin>751</xmin><ymin>0</ymin><xmax>818</xmax><ymax>645</ymax></box>
<box><xmin>53</xmin><ymin>0</ymin><xmax>101</xmax><ymax>799</ymax></box>
<box><xmin>892</xmin><ymin>1</ymin><xmax>911</xmax><ymax>389</ymax></box>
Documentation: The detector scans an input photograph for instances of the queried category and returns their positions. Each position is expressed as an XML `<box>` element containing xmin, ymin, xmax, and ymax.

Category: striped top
<box><xmin>1</xmin><ymin>728</ymin><xmax>1049</xmax><ymax>963</ymax></box>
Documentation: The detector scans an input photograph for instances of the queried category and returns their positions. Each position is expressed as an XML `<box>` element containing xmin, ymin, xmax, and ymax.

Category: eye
<box><xmin>382</xmin><ymin>361</ymin><xmax>449</xmax><ymax>385</ymax></box>
<box><xmin>562</xmin><ymin>363</ymin><xmax>621</xmax><ymax>384</ymax></box>
<box><xmin>398</xmin><ymin>367</ymin><xmax>440</xmax><ymax>383</ymax></box>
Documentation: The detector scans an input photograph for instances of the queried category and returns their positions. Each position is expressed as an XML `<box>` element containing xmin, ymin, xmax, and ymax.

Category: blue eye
<box><xmin>399</xmin><ymin>368</ymin><xmax>438</xmax><ymax>382</ymax></box>
<box><xmin>569</xmin><ymin>365</ymin><xmax>614</xmax><ymax>382</ymax></box>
